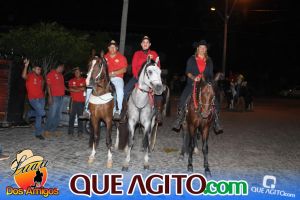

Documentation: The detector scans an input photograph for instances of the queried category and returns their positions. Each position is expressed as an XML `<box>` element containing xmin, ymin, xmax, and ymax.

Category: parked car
<box><xmin>279</xmin><ymin>85</ymin><xmax>300</xmax><ymax>97</ymax></box>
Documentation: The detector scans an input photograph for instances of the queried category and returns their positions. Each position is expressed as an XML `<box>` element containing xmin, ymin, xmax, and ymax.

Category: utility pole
<box><xmin>222</xmin><ymin>0</ymin><xmax>229</xmax><ymax>75</ymax></box>
<box><xmin>119</xmin><ymin>0</ymin><xmax>129</xmax><ymax>55</ymax></box>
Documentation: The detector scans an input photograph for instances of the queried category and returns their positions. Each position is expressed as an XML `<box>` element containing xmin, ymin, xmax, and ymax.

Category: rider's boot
<box><xmin>172</xmin><ymin>107</ymin><xmax>186</xmax><ymax>132</ymax></box>
<box><xmin>113</xmin><ymin>110</ymin><xmax>121</xmax><ymax>121</ymax></box>
<box><xmin>213</xmin><ymin>110</ymin><xmax>223</xmax><ymax>135</ymax></box>
<box><xmin>155</xmin><ymin>99</ymin><xmax>163</xmax><ymax>125</ymax></box>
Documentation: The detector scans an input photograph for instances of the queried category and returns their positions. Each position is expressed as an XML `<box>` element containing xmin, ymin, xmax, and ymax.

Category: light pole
<box><xmin>211</xmin><ymin>0</ymin><xmax>238</xmax><ymax>76</ymax></box>
<box><xmin>120</xmin><ymin>0</ymin><xmax>129</xmax><ymax>55</ymax></box>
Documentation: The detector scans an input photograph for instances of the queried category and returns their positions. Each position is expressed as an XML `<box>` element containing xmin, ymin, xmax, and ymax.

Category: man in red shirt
<box><xmin>22</xmin><ymin>59</ymin><xmax>46</xmax><ymax>140</ymax></box>
<box><xmin>44</xmin><ymin>63</ymin><xmax>65</xmax><ymax>137</ymax></box>
<box><xmin>104</xmin><ymin>40</ymin><xmax>128</xmax><ymax>120</ymax></box>
<box><xmin>122</xmin><ymin>36</ymin><xmax>163</xmax><ymax>124</ymax></box>
<box><xmin>68</xmin><ymin>67</ymin><xmax>86</xmax><ymax>137</ymax></box>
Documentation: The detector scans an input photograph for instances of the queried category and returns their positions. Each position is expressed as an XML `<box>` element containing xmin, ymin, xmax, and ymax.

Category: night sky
<box><xmin>1</xmin><ymin>0</ymin><xmax>300</xmax><ymax>92</ymax></box>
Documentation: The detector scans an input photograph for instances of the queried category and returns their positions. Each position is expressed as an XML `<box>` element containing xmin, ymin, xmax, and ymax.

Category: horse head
<box><xmin>198</xmin><ymin>80</ymin><xmax>215</xmax><ymax>119</ymax></box>
<box><xmin>139</xmin><ymin>58</ymin><xmax>164</xmax><ymax>95</ymax></box>
<box><xmin>91</xmin><ymin>57</ymin><xmax>109</xmax><ymax>92</ymax></box>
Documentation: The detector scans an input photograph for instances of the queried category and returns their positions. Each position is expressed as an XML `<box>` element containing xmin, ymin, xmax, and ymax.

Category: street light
<box><xmin>211</xmin><ymin>0</ymin><xmax>238</xmax><ymax>76</ymax></box>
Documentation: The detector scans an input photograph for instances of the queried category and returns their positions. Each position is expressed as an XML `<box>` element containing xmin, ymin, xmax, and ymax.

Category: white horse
<box><xmin>116</xmin><ymin>58</ymin><xmax>163</xmax><ymax>171</ymax></box>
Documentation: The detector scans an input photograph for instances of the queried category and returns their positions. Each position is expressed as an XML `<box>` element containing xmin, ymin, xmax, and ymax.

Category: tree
<box><xmin>0</xmin><ymin>22</ymin><xmax>92</xmax><ymax>75</ymax></box>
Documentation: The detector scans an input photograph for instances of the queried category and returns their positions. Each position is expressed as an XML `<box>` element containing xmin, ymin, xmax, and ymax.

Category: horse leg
<box><xmin>193</xmin><ymin>129</ymin><xmax>200</xmax><ymax>155</ymax></box>
<box><xmin>179</xmin><ymin>122</ymin><xmax>187</xmax><ymax>161</ymax></box>
<box><xmin>114</xmin><ymin>122</ymin><xmax>119</xmax><ymax>149</ymax></box>
<box><xmin>187</xmin><ymin>125</ymin><xmax>195</xmax><ymax>172</ymax></box>
<box><xmin>143</xmin><ymin>122</ymin><xmax>152</xmax><ymax>170</ymax></box>
<box><xmin>88</xmin><ymin>116</ymin><xmax>99</xmax><ymax>164</ymax></box>
<box><xmin>105</xmin><ymin>119</ymin><xmax>113</xmax><ymax>168</ymax></box>
<box><xmin>202</xmin><ymin>127</ymin><xmax>211</xmax><ymax>177</ymax></box>
<box><xmin>122</xmin><ymin>119</ymin><xmax>135</xmax><ymax>171</ymax></box>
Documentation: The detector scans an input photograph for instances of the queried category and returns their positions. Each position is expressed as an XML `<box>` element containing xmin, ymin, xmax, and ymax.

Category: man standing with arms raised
<box><xmin>22</xmin><ymin>59</ymin><xmax>45</xmax><ymax>140</ymax></box>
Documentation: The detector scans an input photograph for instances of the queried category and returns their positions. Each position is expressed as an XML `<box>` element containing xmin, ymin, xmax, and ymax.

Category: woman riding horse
<box><xmin>172</xmin><ymin>40</ymin><xmax>223</xmax><ymax>135</ymax></box>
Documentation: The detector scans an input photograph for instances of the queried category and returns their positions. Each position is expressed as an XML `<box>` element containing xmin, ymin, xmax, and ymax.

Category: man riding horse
<box><xmin>121</xmin><ymin>36</ymin><xmax>163</xmax><ymax>125</ymax></box>
<box><xmin>172</xmin><ymin>40</ymin><xmax>223</xmax><ymax>134</ymax></box>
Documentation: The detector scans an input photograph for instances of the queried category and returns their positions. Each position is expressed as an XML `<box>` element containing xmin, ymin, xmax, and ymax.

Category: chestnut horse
<box><xmin>87</xmin><ymin>57</ymin><xmax>114</xmax><ymax>168</ymax></box>
<box><xmin>180</xmin><ymin>78</ymin><xmax>215</xmax><ymax>176</ymax></box>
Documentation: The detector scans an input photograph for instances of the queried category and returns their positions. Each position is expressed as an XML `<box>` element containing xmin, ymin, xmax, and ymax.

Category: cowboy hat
<box><xmin>107</xmin><ymin>40</ymin><xmax>118</xmax><ymax>47</ymax></box>
<box><xmin>11</xmin><ymin>149</ymin><xmax>44</xmax><ymax>170</ymax></box>
<box><xmin>193</xmin><ymin>40</ymin><xmax>210</xmax><ymax>49</ymax></box>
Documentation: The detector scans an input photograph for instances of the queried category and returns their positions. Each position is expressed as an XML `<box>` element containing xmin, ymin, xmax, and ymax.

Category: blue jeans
<box><xmin>45</xmin><ymin>96</ymin><xmax>64</xmax><ymax>132</ymax></box>
<box><xmin>124</xmin><ymin>77</ymin><xmax>138</xmax><ymax>100</ymax></box>
<box><xmin>111</xmin><ymin>77</ymin><xmax>124</xmax><ymax>113</ymax></box>
<box><xmin>28</xmin><ymin>98</ymin><xmax>46</xmax><ymax>136</ymax></box>
<box><xmin>84</xmin><ymin>88</ymin><xmax>93</xmax><ymax>111</ymax></box>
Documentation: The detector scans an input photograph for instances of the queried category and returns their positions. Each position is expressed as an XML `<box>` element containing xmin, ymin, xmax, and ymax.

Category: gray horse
<box><xmin>116</xmin><ymin>58</ymin><xmax>163</xmax><ymax>171</ymax></box>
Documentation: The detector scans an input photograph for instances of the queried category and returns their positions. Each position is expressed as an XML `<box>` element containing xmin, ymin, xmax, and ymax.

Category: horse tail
<box><xmin>118</xmin><ymin>122</ymin><xmax>129</xmax><ymax>150</ymax></box>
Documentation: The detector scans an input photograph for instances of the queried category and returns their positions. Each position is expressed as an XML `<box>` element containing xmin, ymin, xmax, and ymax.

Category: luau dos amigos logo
<box><xmin>6</xmin><ymin>149</ymin><xmax>59</xmax><ymax>197</ymax></box>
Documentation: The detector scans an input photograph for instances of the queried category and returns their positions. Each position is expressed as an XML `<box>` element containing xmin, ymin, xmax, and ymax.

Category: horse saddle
<box><xmin>89</xmin><ymin>93</ymin><xmax>114</xmax><ymax>104</ymax></box>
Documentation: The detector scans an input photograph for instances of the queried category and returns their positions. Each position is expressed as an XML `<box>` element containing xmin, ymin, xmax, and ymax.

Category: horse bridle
<box><xmin>92</xmin><ymin>61</ymin><xmax>111</xmax><ymax>97</ymax></box>
<box><xmin>198</xmin><ymin>83</ymin><xmax>215</xmax><ymax>119</ymax></box>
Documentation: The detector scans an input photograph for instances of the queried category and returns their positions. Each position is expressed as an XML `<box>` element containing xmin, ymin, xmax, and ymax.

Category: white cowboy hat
<box><xmin>11</xmin><ymin>149</ymin><xmax>43</xmax><ymax>170</ymax></box>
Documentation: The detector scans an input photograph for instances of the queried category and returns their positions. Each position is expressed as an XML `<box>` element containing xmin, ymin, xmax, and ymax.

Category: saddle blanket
<box><xmin>89</xmin><ymin>93</ymin><xmax>114</xmax><ymax>105</ymax></box>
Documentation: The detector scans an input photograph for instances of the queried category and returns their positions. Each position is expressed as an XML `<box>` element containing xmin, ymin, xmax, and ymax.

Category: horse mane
<box><xmin>137</xmin><ymin>59</ymin><xmax>156</xmax><ymax>78</ymax></box>
<box><xmin>192</xmin><ymin>79</ymin><xmax>212</xmax><ymax>109</ymax></box>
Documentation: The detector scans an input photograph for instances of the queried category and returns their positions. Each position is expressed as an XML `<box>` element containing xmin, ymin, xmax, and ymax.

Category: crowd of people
<box><xmin>20</xmin><ymin>35</ymin><xmax>162</xmax><ymax>141</ymax></box>
<box><xmin>0</xmin><ymin>36</ymin><xmax>225</xmax><ymax>161</ymax></box>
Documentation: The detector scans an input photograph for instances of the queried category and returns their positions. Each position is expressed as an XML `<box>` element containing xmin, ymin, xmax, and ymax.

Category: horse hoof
<box><xmin>107</xmin><ymin>161</ymin><xmax>113</xmax><ymax>168</ymax></box>
<box><xmin>205</xmin><ymin>169</ymin><xmax>212</xmax><ymax>177</ymax></box>
<box><xmin>193</xmin><ymin>147</ymin><xmax>200</xmax><ymax>155</ymax></box>
<box><xmin>187</xmin><ymin>165</ymin><xmax>193</xmax><ymax>172</ymax></box>
<box><xmin>144</xmin><ymin>165</ymin><xmax>150</xmax><ymax>170</ymax></box>
<box><xmin>122</xmin><ymin>166</ymin><xmax>129</xmax><ymax>172</ymax></box>
<box><xmin>178</xmin><ymin>155</ymin><xmax>184</xmax><ymax>161</ymax></box>
<box><xmin>88</xmin><ymin>157</ymin><xmax>95</xmax><ymax>164</ymax></box>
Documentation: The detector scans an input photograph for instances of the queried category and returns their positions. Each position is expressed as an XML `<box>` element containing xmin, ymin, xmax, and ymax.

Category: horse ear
<box><xmin>100</xmin><ymin>50</ymin><xmax>104</xmax><ymax>58</ymax></box>
<box><xmin>146</xmin><ymin>55</ymin><xmax>151</xmax><ymax>64</ymax></box>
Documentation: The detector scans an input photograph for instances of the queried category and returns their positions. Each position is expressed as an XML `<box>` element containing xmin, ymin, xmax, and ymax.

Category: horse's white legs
<box><xmin>107</xmin><ymin>148</ymin><xmax>113</xmax><ymax>168</ymax></box>
<box><xmin>114</xmin><ymin>128</ymin><xmax>119</xmax><ymax>149</ymax></box>
<box><xmin>88</xmin><ymin>143</ymin><xmax>96</xmax><ymax>163</ymax></box>
<box><xmin>144</xmin><ymin>147</ymin><xmax>149</xmax><ymax>170</ymax></box>
<box><xmin>122</xmin><ymin>119</ymin><xmax>136</xmax><ymax>171</ymax></box>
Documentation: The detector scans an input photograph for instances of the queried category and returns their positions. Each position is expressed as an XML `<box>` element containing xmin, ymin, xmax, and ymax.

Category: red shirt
<box><xmin>46</xmin><ymin>69</ymin><xmax>65</xmax><ymax>97</ymax></box>
<box><xmin>69</xmin><ymin>77</ymin><xmax>86</xmax><ymax>102</ymax></box>
<box><xmin>196</xmin><ymin>56</ymin><xmax>206</xmax><ymax>74</ymax></box>
<box><xmin>104</xmin><ymin>52</ymin><xmax>128</xmax><ymax>78</ymax></box>
<box><xmin>132</xmin><ymin>50</ymin><xmax>160</xmax><ymax>78</ymax></box>
<box><xmin>26</xmin><ymin>72</ymin><xmax>44</xmax><ymax>100</ymax></box>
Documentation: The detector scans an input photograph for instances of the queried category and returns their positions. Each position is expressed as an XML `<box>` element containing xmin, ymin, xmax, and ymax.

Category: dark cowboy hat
<box><xmin>141</xmin><ymin>35</ymin><xmax>151</xmax><ymax>43</ymax></box>
<box><xmin>193</xmin><ymin>40</ymin><xmax>210</xmax><ymax>49</ymax></box>
<box><xmin>72</xmin><ymin>67</ymin><xmax>81</xmax><ymax>72</ymax></box>
<box><xmin>107</xmin><ymin>40</ymin><xmax>118</xmax><ymax>47</ymax></box>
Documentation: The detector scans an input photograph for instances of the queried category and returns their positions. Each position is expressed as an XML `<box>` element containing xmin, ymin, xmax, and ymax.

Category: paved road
<box><xmin>0</xmin><ymin>97</ymin><xmax>300</xmax><ymax>194</ymax></box>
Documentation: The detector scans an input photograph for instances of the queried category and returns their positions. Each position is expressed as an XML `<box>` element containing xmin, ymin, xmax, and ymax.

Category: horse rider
<box><xmin>121</xmin><ymin>35</ymin><xmax>163</xmax><ymax>124</ymax></box>
<box><xmin>172</xmin><ymin>40</ymin><xmax>223</xmax><ymax>134</ymax></box>
<box><xmin>104</xmin><ymin>40</ymin><xmax>128</xmax><ymax>120</ymax></box>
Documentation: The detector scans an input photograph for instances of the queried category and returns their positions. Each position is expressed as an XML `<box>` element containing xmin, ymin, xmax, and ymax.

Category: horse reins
<box><xmin>193</xmin><ymin>76</ymin><xmax>215</xmax><ymax>119</ymax></box>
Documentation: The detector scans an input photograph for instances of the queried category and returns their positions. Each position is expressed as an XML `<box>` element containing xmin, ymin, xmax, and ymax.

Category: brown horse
<box><xmin>87</xmin><ymin>57</ymin><xmax>114</xmax><ymax>168</ymax></box>
<box><xmin>180</xmin><ymin>78</ymin><xmax>215</xmax><ymax>176</ymax></box>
